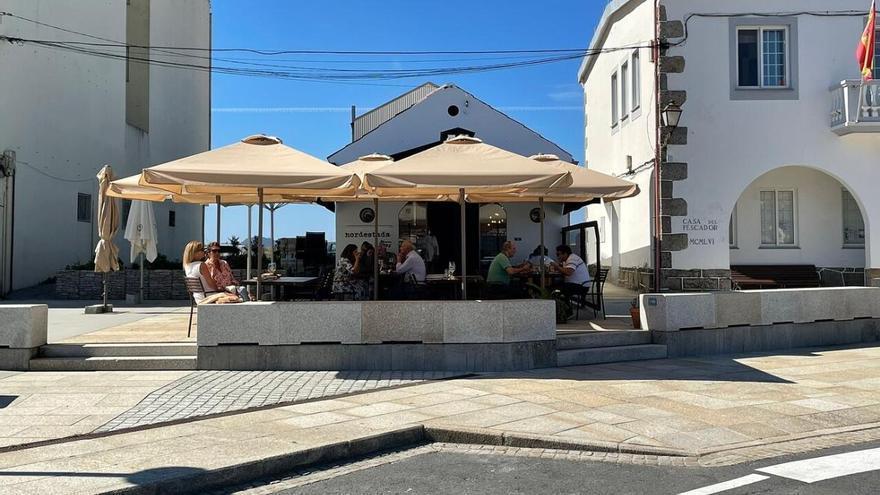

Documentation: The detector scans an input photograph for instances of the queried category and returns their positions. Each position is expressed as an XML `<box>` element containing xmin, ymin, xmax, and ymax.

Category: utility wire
<box><xmin>17</xmin><ymin>160</ymin><xmax>94</xmax><ymax>183</ymax></box>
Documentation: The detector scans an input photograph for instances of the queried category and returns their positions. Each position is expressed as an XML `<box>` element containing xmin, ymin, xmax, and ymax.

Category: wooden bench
<box><xmin>730</xmin><ymin>265</ymin><xmax>820</xmax><ymax>290</ymax></box>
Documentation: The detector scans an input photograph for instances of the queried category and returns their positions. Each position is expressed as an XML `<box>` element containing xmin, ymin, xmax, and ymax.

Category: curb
<box><xmin>424</xmin><ymin>426</ymin><xmax>691</xmax><ymax>458</ymax></box>
<box><xmin>103</xmin><ymin>426</ymin><xmax>428</xmax><ymax>495</ymax></box>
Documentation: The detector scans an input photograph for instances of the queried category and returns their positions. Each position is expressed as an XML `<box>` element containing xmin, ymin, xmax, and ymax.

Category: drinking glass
<box><xmin>267</xmin><ymin>262</ymin><xmax>277</xmax><ymax>274</ymax></box>
<box><xmin>448</xmin><ymin>261</ymin><xmax>456</xmax><ymax>276</ymax></box>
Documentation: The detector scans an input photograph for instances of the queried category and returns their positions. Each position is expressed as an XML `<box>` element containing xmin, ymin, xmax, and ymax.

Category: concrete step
<box><xmin>39</xmin><ymin>343</ymin><xmax>197</xmax><ymax>358</ymax></box>
<box><xmin>556</xmin><ymin>331</ymin><xmax>651</xmax><ymax>350</ymax></box>
<box><xmin>557</xmin><ymin>344</ymin><xmax>667</xmax><ymax>367</ymax></box>
<box><xmin>29</xmin><ymin>356</ymin><xmax>197</xmax><ymax>371</ymax></box>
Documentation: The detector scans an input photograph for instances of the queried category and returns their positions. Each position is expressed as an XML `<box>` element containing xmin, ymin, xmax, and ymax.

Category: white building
<box><xmin>0</xmin><ymin>1</ymin><xmax>210</xmax><ymax>293</ymax></box>
<box><xmin>328</xmin><ymin>83</ymin><xmax>577</xmax><ymax>274</ymax></box>
<box><xmin>580</xmin><ymin>0</ymin><xmax>880</xmax><ymax>291</ymax></box>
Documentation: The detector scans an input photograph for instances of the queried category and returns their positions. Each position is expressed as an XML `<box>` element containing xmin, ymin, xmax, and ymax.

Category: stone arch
<box><xmin>726</xmin><ymin>165</ymin><xmax>870</xmax><ymax>286</ymax></box>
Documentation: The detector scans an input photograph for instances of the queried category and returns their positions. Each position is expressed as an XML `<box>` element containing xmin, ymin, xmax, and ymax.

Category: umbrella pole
<box><xmin>459</xmin><ymin>188</ymin><xmax>467</xmax><ymax>300</ymax></box>
<box><xmin>270</xmin><ymin>205</ymin><xmax>275</xmax><ymax>265</ymax></box>
<box><xmin>373</xmin><ymin>198</ymin><xmax>379</xmax><ymax>301</ymax></box>
<box><xmin>139</xmin><ymin>252</ymin><xmax>144</xmax><ymax>303</ymax></box>
<box><xmin>246</xmin><ymin>205</ymin><xmax>253</xmax><ymax>281</ymax></box>
<box><xmin>256</xmin><ymin>189</ymin><xmax>264</xmax><ymax>299</ymax></box>
<box><xmin>540</xmin><ymin>197</ymin><xmax>546</xmax><ymax>291</ymax></box>
<box><xmin>215</xmin><ymin>195</ymin><xmax>221</xmax><ymax>244</ymax></box>
<box><xmin>102</xmin><ymin>272</ymin><xmax>109</xmax><ymax>311</ymax></box>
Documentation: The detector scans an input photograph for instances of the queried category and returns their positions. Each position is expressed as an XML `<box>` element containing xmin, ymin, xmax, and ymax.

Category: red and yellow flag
<box><xmin>857</xmin><ymin>0</ymin><xmax>877</xmax><ymax>80</ymax></box>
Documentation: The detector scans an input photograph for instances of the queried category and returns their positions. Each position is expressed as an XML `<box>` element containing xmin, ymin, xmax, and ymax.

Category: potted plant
<box><xmin>526</xmin><ymin>283</ymin><xmax>572</xmax><ymax>324</ymax></box>
<box><xmin>630</xmin><ymin>297</ymin><xmax>641</xmax><ymax>329</ymax></box>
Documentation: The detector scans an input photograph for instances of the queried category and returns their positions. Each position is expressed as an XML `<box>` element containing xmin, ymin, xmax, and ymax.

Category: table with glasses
<box><xmin>241</xmin><ymin>276</ymin><xmax>319</xmax><ymax>301</ymax></box>
<box><xmin>424</xmin><ymin>274</ymin><xmax>484</xmax><ymax>300</ymax></box>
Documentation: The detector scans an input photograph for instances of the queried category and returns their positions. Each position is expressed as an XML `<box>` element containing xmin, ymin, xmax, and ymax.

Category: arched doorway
<box><xmin>728</xmin><ymin>166</ymin><xmax>867</xmax><ymax>286</ymax></box>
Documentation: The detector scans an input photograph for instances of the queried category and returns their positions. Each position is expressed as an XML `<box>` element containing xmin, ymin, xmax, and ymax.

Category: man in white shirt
<box><xmin>396</xmin><ymin>240</ymin><xmax>426</xmax><ymax>282</ymax></box>
<box><xmin>551</xmin><ymin>244</ymin><xmax>591</xmax><ymax>290</ymax></box>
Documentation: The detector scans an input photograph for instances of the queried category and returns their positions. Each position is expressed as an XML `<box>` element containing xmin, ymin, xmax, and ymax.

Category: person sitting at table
<box><xmin>550</xmin><ymin>244</ymin><xmax>591</xmax><ymax>297</ymax></box>
<box><xmin>395</xmin><ymin>240</ymin><xmax>426</xmax><ymax>282</ymax></box>
<box><xmin>182</xmin><ymin>241</ymin><xmax>241</xmax><ymax>304</ymax></box>
<box><xmin>486</xmin><ymin>241</ymin><xmax>531</xmax><ymax>298</ymax></box>
<box><xmin>205</xmin><ymin>241</ymin><xmax>250</xmax><ymax>301</ymax></box>
<box><xmin>333</xmin><ymin>244</ymin><xmax>368</xmax><ymax>300</ymax></box>
<box><xmin>527</xmin><ymin>245</ymin><xmax>552</xmax><ymax>268</ymax></box>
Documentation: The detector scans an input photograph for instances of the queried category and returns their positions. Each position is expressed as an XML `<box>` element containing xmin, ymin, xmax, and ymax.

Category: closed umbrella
<box><xmin>93</xmin><ymin>165</ymin><xmax>121</xmax><ymax>313</ymax></box>
<box><xmin>124</xmin><ymin>200</ymin><xmax>158</xmax><ymax>303</ymax></box>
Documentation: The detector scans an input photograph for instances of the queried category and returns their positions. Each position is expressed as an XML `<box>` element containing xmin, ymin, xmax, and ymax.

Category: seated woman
<box><xmin>204</xmin><ymin>241</ymin><xmax>250</xmax><ymax>301</ymax></box>
<box><xmin>182</xmin><ymin>240</ymin><xmax>241</xmax><ymax>304</ymax></box>
<box><xmin>332</xmin><ymin>244</ymin><xmax>368</xmax><ymax>300</ymax></box>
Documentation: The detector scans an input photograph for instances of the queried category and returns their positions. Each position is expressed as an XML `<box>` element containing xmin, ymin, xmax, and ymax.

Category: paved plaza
<box><xmin>0</xmin><ymin>345</ymin><xmax>880</xmax><ymax>493</ymax></box>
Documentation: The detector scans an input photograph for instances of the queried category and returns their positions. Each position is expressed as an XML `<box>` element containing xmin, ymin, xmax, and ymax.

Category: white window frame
<box><xmin>735</xmin><ymin>25</ymin><xmax>791</xmax><ymax>90</ymax></box>
<box><xmin>842</xmin><ymin>188</ymin><xmax>865</xmax><ymax>248</ymax></box>
<box><xmin>610</xmin><ymin>70</ymin><xmax>619</xmax><ymax>128</ymax></box>
<box><xmin>729</xmin><ymin>203</ymin><xmax>738</xmax><ymax>248</ymax></box>
<box><xmin>631</xmin><ymin>50</ymin><xmax>641</xmax><ymax>112</ymax></box>
<box><xmin>620</xmin><ymin>61</ymin><xmax>629</xmax><ymax>123</ymax></box>
<box><xmin>759</xmin><ymin>188</ymin><xmax>798</xmax><ymax>247</ymax></box>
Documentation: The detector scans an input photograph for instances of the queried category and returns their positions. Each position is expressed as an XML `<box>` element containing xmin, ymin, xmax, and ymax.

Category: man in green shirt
<box><xmin>487</xmin><ymin>240</ymin><xmax>531</xmax><ymax>286</ymax></box>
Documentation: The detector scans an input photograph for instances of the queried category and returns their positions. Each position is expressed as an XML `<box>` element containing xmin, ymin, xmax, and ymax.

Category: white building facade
<box><xmin>0</xmin><ymin>0</ymin><xmax>210</xmax><ymax>293</ymax></box>
<box><xmin>329</xmin><ymin>83</ymin><xmax>575</xmax><ymax>273</ymax></box>
<box><xmin>580</xmin><ymin>0</ymin><xmax>880</xmax><ymax>291</ymax></box>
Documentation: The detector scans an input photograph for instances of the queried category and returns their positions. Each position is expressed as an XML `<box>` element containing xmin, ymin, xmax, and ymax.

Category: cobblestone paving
<box><xmin>95</xmin><ymin>370</ymin><xmax>460</xmax><ymax>432</ymax></box>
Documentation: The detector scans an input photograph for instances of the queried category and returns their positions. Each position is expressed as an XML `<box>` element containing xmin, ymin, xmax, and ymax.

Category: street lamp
<box><xmin>662</xmin><ymin>102</ymin><xmax>683</xmax><ymax>129</ymax></box>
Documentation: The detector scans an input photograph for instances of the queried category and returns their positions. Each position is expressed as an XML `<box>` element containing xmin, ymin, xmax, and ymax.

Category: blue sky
<box><xmin>208</xmin><ymin>1</ymin><xmax>604</xmax><ymax>243</ymax></box>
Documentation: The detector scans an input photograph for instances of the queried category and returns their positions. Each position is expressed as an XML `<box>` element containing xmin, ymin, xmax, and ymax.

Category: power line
<box><xmin>17</xmin><ymin>160</ymin><xmax>94</xmax><ymax>183</ymax></box>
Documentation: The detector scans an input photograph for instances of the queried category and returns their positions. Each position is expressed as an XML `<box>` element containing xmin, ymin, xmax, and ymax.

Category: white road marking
<box><xmin>757</xmin><ymin>446</ymin><xmax>880</xmax><ymax>483</ymax></box>
<box><xmin>676</xmin><ymin>474</ymin><xmax>769</xmax><ymax>495</ymax></box>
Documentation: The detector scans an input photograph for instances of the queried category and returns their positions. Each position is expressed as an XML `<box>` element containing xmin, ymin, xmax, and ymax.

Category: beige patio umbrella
<box><xmin>466</xmin><ymin>154</ymin><xmax>640</xmax><ymax>289</ymax></box>
<box><xmin>93</xmin><ymin>165</ymin><xmax>121</xmax><ymax>312</ymax></box>
<box><xmin>363</xmin><ymin>136</ymin><xmax>574</xmax><ymax>299</ymax></box>
<box><xmin>138</xmin><ymin>135</ymin><xmax>360</xmax><ymax>297</ymax></box>
<box><xmin>328</xmin><ymin>154</ymin><xmax>454</xmax><ymax>299</ymax></box>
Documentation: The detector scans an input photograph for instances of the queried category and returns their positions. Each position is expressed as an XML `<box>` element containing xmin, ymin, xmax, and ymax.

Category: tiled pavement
<box><xmin>3</xmin><ymin>345</ymin><xmax>880</xmax><ymax>493</ymax></box>
<box><xmin>95</xmin><ymin>370</ymin><xmax>460</xmax><ymax>432</ymax></box>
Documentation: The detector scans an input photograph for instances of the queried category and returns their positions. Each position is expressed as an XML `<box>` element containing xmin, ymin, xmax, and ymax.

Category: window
<box><xmin>610</xmin><ymin>71</ymin><xmax>618</xmax><ymax>127</ymax></box>
<box><xmin>631</xmin><ymin>50</ymin><xmax>640</xmax><ymax>111</ymax></box>
<box><xmin>729</xmin><ymin>18</ymin><xmax>798</xmax><ymax>100</ymax></box>
<box><xmin>729</xmin><ymin>203</ymin><xmax>737</xmax><ymax>248</ymax></box>
<box><xmin>760</xmin><ymin>189</ymin><xmax>796</xmax><ymax>246</ymax></box>
<box><xmin>168</xmin><ymin>210</ymin><xmax>176</xmax><ymax>227</ymax></box>
<box><xmin>76</xmin><ymin>193</ymin><xmax>92</xmax><ymax>223</ymax></box>
<box><xmin>620</xmin><ymin>61</ymin><xmax>629</xmax><ymax>121</ymax></box>
<box><xmin>842</xmin><ymin>189</ymin><xmax>865</xmax><ymax>246</ymax></box>
<box><xmin>479</xmin><ymin>204</ymin><xmax>507</xmax><ymax>259</ymax></box>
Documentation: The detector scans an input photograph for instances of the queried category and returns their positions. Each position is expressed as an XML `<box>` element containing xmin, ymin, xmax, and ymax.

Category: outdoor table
<box><xmin>425</xmin><ymin>274</ymin><xmax>484</xmax><ymax>300</ymax></box>
<box><xmin>241</xmin><ymin>276</ymin><xmax>319</xmax><ymax>301</ymax></box>
<box><xmin>515</xmin><ymin>270</ymin><xmax>565</xmax><ymax>290</ymax></box>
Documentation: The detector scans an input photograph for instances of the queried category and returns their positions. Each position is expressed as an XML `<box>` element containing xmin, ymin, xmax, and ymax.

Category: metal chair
<box><xmin>571</xmin><ymin>268</ymin><xmax>609</xmax><ymax>320</ymax></box>
<box><xmin>184</xmin><ymin>276</ymin><xmax>210</xmax><ymax>338</ymax></box>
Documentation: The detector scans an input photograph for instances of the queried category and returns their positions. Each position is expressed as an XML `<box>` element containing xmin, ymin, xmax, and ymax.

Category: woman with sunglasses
<box><xmin>204</xmin><ymin>241</ymin><xmax>250</xmax><ymax>301</ymax></box>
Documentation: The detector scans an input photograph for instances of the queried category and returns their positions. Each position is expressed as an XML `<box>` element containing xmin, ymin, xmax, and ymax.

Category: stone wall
<box><xmin>618</xmin><ymin>267</ymin><xmax>653</xmax><ymax>292</ymax></box>
<box><xmin>55</xmin><ymin>269</ymin><xmax>247</xmax><ymax>300</ymax></box>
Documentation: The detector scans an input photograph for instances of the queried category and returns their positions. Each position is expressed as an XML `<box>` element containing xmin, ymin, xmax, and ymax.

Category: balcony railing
<box><xmin>830</xmin><ymin>80</ymin><xmax>880</xmax><ymax>135</ymax></box>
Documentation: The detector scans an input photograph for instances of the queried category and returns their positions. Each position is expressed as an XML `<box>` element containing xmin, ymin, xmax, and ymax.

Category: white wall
<box><xmin>730</xmin><ymin>167</ymin><xmax>865</xmax><ymax>267</ymax></box>
<box><xmin>329</xmin><ymin>85</ymin><xmax>574</xmax><ymax>165</ymax></box>
<box><xmin>581</xmin><ymin>0</ymin><xmax>655</xmax><ymax>277</ymax></box>
<box><xmin>0</xmin><ymin>0</ymin><xmax>209</xmax><ymax>290</ymax></box>
<box><xmin>664</xmin><ymin>0</ymin><xmax>880</xmax><ymax>270</ymax></box>
<box><xmin>335</xmin><ymin>201</ymin><xmax>565</xmax><ymax>267</ymax></box>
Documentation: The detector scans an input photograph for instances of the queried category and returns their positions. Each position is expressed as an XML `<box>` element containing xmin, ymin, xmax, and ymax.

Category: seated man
<box><xmin>486</xmin><ymin>241</ymin><xmax>531</xmax><ymax>297</ymax></box>
<box><xmin>395</xmin><ymin>240</ymin><xmax>426</xmax><ymax>282</ymax></box>
<box><xmin>527</xmin><ymin>245</ymin><xmax>552</xmax><ymax>269</ymax></box>
<box><xmin>550</xmin><ymin>244</ymin><xmax>591</xmax><ymax>297</ymax></box>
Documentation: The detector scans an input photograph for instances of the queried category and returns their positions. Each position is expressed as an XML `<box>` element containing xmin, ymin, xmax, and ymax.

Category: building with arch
<box><xmin>579</xmin><ymin>0</ymin><xmax>879</xmax><ymax>291</ymax></box>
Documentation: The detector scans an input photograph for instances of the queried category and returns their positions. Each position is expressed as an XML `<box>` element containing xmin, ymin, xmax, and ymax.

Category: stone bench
<box><xmin>197</xmin><ymin>300</ymin><xmax>557</xmax><ymax>371</ymax></box>
<box><xmin>0</xmin><ymin>305</ymin><xmax>48</xmax><ymax>370</ymax></box>
<box><xmin>641</xmin><ymin>288</ymin><xmax>880</xmax><ymax>357</ymax></box>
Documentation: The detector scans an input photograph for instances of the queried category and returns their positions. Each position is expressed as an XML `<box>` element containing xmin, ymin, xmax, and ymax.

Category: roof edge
<box><xmin>577</xmin><ymin>0</ymin><xmax>646</xmax><ymax>84</ymax></box>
